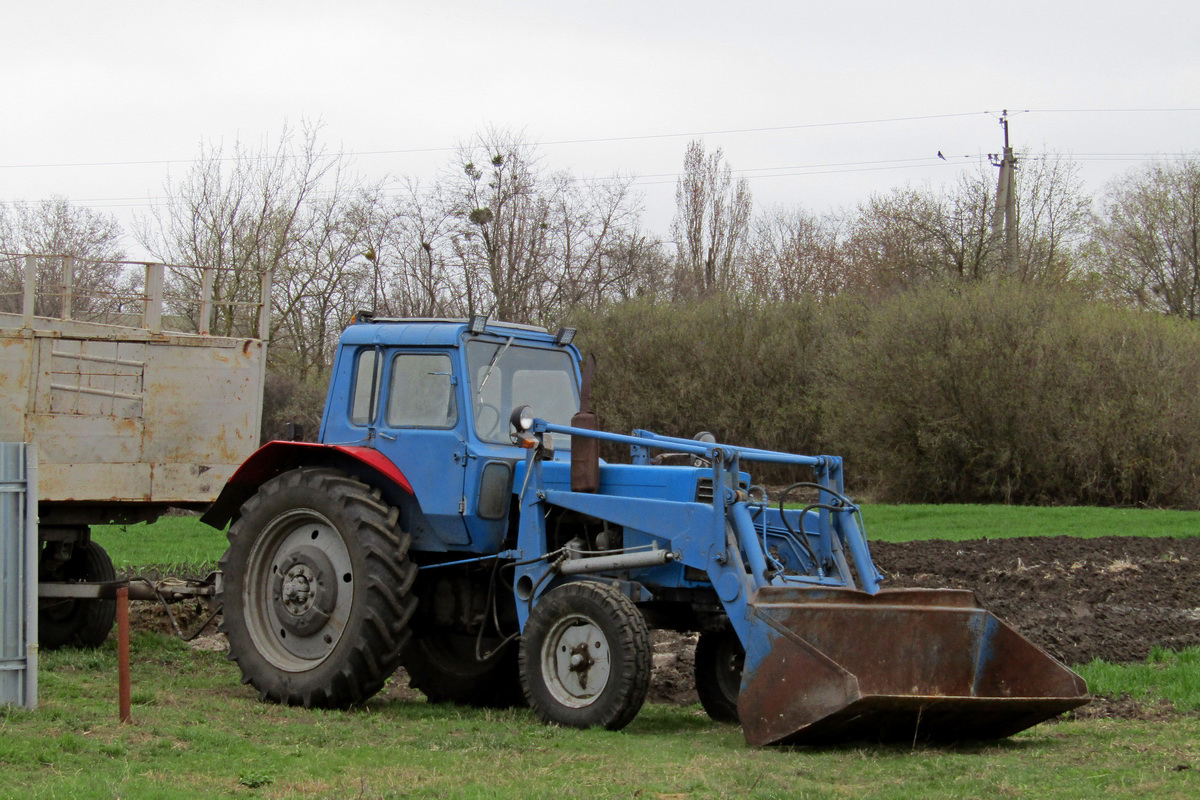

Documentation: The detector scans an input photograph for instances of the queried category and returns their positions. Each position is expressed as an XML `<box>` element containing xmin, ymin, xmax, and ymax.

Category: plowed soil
<box><xmin>874</xmin><ymin>536</ymin><xmax>1200</xmax><ymax>666</ymax></box>
<box><xmin>127</xmin><ymin>535</ymin><xmax>1200</xmax><ymax>718</ymax></box>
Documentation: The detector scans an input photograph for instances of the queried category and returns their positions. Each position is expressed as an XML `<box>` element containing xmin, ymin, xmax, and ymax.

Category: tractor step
<box><xmin>737</xmin><ymin>587</ymin><xmax>1089</xmax><ymax>747</ymax></box>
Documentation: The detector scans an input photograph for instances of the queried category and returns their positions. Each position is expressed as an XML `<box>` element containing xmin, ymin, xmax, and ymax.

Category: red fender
<box><xmin>200</xmin><ymin>441</ymin><xmax>414</xmax><ymax>530</ymax></box>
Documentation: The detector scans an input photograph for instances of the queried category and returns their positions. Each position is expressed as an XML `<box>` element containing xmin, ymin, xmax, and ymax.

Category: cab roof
<box><xmin>339</xmin><ymin>317</ymin><xmax>559</xmax><ymax>348</ymax></box>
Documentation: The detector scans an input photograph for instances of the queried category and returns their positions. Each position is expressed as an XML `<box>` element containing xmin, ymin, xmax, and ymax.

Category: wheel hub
<box><xmin>281</xmin><ymin>566</ymin><xmax>315</xmax><ymax>613</ymax></box>
<box><xmin>567</xmin><ymin>643</ymin><xmax>595</xmax><ymax>688</ymax></box>
<box><xmin>543</xmin><ymin>617</ymin><xmax>611</xmax><ymax>707</ymax></box>
<box><xmin>272</xmin><ymin>546</ymin><xmax>337</xmax><ymax>637</ymax></box>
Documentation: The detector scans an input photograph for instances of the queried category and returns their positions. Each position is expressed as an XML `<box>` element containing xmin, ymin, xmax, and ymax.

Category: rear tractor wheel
<box><xmin>403</xmin><ymin>632</ymin><xmax>525</xmax><ymax>708</ymax></box>
<box><xmin>218</xmin><ymin>468</ymin><xmax>417</xmax><ymax>708</ymax></box>
<box><xmin>519</xmin><ymin>581</ymin><xmax>650</xmax><ymax>730</ymax></box>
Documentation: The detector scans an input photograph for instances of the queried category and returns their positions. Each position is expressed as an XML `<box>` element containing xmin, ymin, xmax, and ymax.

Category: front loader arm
<box><xmin>508</xmin><ymin>420</ymin><xmax>1087</xmax><ymax>747</ymax></box>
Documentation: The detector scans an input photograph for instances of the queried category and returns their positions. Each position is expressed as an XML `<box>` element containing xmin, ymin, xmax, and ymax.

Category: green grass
<box><xmin>859</xmin><ymin>503</ymin><xmax>1200</xmax><ymax>543</ymax></box>
<box><xmin>1077</xmin><ymin>647</ymin><xmax>1200</xmax><ymax>712</ymax></box>
<box><xmin>92</xmin><ymin>504</ymin><xmax>1200</xmax><ymax>571</ymax></box>
<box><xmin>31</xmin><ymin>508</ymin><xmax>1200</xmax><ymax>797</ymax></box>
<box><xmin>92</xmin><ymin>516</ymin><xmax>226</xmax><ymax>572</ymax></box>
<box><xmin>4</xmin><ymin>633</ymin><xmax>1198</xmax><ymax>800</ymax></box>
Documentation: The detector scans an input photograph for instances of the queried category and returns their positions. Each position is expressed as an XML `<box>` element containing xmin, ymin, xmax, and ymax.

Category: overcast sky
<box><xmin>3</xmin><ymin>0</ymin><xmax>1197</xmax><ymax>258</ymax></box>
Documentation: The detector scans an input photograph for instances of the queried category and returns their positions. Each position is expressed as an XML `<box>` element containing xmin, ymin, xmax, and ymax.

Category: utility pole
<box><xmin>989</xmin><ymin>110</ymin><xmax>1019</xmax><ymax>276</ymax></box>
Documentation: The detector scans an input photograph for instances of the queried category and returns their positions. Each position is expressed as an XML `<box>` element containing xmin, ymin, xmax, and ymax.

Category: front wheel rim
<box><xmin>540</xmin><ymin>613</ymin><xmax>612</xmax><ymax>708</ymax></box>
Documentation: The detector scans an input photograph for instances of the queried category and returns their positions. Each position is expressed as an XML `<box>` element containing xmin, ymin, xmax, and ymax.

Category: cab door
<box><xmin>372</xmin><ymin>349</ymin><xmax>471</xmax><ymax>548</ymax></box>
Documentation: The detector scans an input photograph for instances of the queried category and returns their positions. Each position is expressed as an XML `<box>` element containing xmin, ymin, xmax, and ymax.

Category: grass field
<box><xmin>53</xmin><ymin>505</ymin><xmax>1200</xmax><ymax>797</ymax></box>
<box><xmin>862</xmin><ymin>504</ymin><xmax>1200</xmax><ymax>543</ymax></box>
<box><xmin>1077</xmin><ymin>648</ymin><xmax>1200</xmax><ymax>713</ymax></box>
<box><xmin>91</xmin><ymin>503</ymin><xmax>1200</xmax><ymax>570</ymax></box>
<box><xmin>3</xmin><ymin>634</ymin><xmax>1198</xmax><ymax>800</ymax></box>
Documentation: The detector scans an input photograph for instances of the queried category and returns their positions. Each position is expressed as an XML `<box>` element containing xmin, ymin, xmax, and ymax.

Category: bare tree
<box><xmin>0</xmin><ymin>197</ymin><xmax>130</xmax><ymax>318</ymax></box>
<box><xmin>440</xmin><ymin>128</ymin><xmax>646</xmax><ymax>324</ymax></box>
<box><xmin>670</xmin><ymin>140</ymin><xmax>752</xmax><ymax>297</ymax></box>
<box><xmin>1016</xmin><ymin>153</ymin><xmax>1093</xmax><ymax>283</ymax></box>
<box><xmin>542</xmin><ymin>172</ymin><xmax>644</xmax><ymax>313</ymax></box>
<box><xmin>270</xmin><ymin>186</ymin><xmax>381</xmax><ymax>384</ymax></box>
<box><xmin>136</xmin><ymin>122</ymin><xmax>341</xmax><ymax>338</ymax></box>
<box><xmin>442</xmin><ymin>130</ymin><xmax>555</xmax><ymax>322</ymax></box>
<box><xmin>379</xmin><ymin>179</ymin><xmax>465</xmax><ymax>318</ymax></box>
<box><xmin>745</xmin><ymin>205</ymin><xmax>845</xmax><ymax>300</ymax></box>
<box><xmin>1095</xmin><ymin>156</ymin><xmax>1200</xmax><ymax>318</ymax></box>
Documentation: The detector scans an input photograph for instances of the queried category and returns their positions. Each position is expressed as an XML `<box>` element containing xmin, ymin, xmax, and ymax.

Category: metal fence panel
<box><xmin>0</xmin><ymin>442</ymin><xmax>37</xmax><ymax>708</ymax></box>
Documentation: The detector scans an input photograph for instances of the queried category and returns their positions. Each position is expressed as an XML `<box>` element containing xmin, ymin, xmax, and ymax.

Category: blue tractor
<box><xmin>203</xmin><ymin>316</ymin><xmax>1087</xmax><ymax>745</ymax></box>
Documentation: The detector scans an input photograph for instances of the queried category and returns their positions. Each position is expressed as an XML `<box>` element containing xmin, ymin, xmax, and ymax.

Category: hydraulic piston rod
<box><xmin>558</xmin><ymin>549</ymin><xmax>675</xmax><ymax>576</ymax></box>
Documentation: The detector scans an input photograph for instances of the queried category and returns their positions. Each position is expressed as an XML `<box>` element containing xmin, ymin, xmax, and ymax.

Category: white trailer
<box><xmin>0</xmin><ymin>253</ymin><xmax>270</xmax><ymax>647</ymax></box>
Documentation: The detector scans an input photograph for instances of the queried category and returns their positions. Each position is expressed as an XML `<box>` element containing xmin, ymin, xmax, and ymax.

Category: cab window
<box><xmin>349</xmin><ymin>348</ymin><xmax>380</xmax><ymax>426</ymax></box>
<box><xmin>466</xmin><ymin>341</ymin><xmax>578</xmax><ymax>444</ymax></box>
<box><xmin>385</xmin><ymin>353</ymin><xmax>457</xmax><ymax>428</ymax></box>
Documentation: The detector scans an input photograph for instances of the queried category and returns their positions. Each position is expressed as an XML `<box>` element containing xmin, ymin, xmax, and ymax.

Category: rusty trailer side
<box><xmin>0</xmin><ymin>255</ymin><xmax>269</xmax><ymax>521</ymax></box>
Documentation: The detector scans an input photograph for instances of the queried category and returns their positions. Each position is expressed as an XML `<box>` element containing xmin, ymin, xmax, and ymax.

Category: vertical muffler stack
<box><xmin>736</xmin><ymin>586</ymin><xmax>1089</xmax><ymax>747</ymax></box>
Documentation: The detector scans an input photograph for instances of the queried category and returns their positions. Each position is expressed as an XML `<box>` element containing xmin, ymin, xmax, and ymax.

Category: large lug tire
<box><xmin>218</xmin><ymin>467</ymin><xmax>417</xmax><ymax>708</ymax></box>
<box><xmin>519</xmin><ymin>581</ymin><xmax>650</xmax><ymax>731</ymax></box>
<box><xmin>39</xmin><ymin>540</ymin><xmax>117</xmax><ymax>650</ymax></box>
<box><xmin>403</xmin><ymin>633</ymin><xmax>526</xmax><ymax>708</ymax></box>
<box><xmin>694</xmin><ymin>626</ymin><xmax>744</xmax><ymax>724</ymax></box>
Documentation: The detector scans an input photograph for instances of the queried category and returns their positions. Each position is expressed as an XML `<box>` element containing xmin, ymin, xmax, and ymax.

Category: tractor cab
<box><xmin>318</xmin><ymin>316</ymin><xmax>581</xmax><ymax>552</ymax></box>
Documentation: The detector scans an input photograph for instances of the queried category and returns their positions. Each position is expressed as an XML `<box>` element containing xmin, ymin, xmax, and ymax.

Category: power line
<box><xmin>5</xmin><ymin>148</ymin><xmax>1192</xmax><ymax>210</ymax></box>
<box><xmin>0</xmin><ymin>111</ymin><xmax>997</xmax><ymax>171</ymax></box>
<box><xmin>0</xmin><ymin>155</ymin><xmax>973</xmax><ymax>207</ymax></box>
<box><xmin>1026</xmin><ymin>107</ymin><xmax>1200</xmax><ymax>114</ymax></box>
<box><xmin>7</xmin><ymin>108</ymin><xmax>1197</xmax><ymax>173</ymax></box>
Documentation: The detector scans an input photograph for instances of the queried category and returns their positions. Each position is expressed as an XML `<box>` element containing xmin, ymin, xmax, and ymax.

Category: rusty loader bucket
<box><xmin>736</xmin><ymin>586</ymin><xmax>1090</xmax><ymax>747</ymax></box>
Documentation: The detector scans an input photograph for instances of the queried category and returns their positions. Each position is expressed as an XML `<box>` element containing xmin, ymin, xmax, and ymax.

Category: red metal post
<box><xmin>117</xmin><ymin>587</ymin><xmax>131</xmax><ymax>723</ymax></box>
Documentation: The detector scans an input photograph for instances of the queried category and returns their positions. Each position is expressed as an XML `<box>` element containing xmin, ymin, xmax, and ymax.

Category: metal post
<box><xmin>143</xmin><ymin>263</ymin><xmax>163</xmax><ymax>333</ymax></box>
<box><xmin>23</xmin><ymin>446</ymin><xmax>37</xmax><ymax>709</ymax></box>
<box><xmin>61</xmin><ymin>255</ymin><xmax>75</xmax><ymax>320</ymax></box>
<box><xmin>198</xmin><ymin>268</ymin><xmax>214</xmax><ymax>336</ymax></box>
<box><xmin>257</xmin><ymin>269</ymin><xmax>273</xmax><ymax>342</ymax></box>
<box><xmin>117</xmin><ymin>586</ymin><xmax>131</xmax><ymax>723</ymax></box>
<box><xmin>22</xmin><ymin>256</ymin><xmax>36</xmax><ymax>325</ymax></box>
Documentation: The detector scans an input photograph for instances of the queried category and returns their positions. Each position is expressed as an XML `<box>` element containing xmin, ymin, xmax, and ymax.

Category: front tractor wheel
<box><xmin>519</xmin><ymin>582</ymin><xmax>650</xmax><ymax>731</ymax></box>
<box><xmin>218</xmin><ymin>468</ymin><xmax>417</xmax><ymax>708</ymax></box>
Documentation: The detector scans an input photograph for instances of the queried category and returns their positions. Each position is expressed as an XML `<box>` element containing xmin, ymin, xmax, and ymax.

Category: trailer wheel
<box><xmin>694</xmin><ymin>626</ymin><xmax>744</xmax><ymax>723</ymax></box>
<box><xmin>519</xmin><ymin>582</ymin><xmax>650</xmax><ymax>730</ymax></box>
<box><xmin>218</xmin><ymin>468</ymin><xmax>417</xmax><ymax>708</ymax></box>
<box><xmin>404</xmin><ymin>633</ymin><xmax>526</xmax><ymax>708</ymax></box>
<box><xmin>39</xmin><ymin>540</ymin><xmax>117</xmax><ymax>649</ymax></box>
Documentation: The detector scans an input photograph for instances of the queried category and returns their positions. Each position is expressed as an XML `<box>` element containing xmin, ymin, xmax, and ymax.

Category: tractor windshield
<box><xmin>466</xmin><ymin>341</ymin><xmax>579</xmax><ymax>445</ymax></box>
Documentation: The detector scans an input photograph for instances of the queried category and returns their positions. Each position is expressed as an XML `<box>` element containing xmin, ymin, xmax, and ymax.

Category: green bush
<box><xmin>571</xmin><ymin>283</ymin><xmax>1200</xmax><ymax>508</ymax></box>
<box><xmin>821</xmin><ymin>281</ymin><xmax>1200</xmax><ymax>506</ymax></box>
<box><xmin>572</xmin><ymin>296</ymin><xmax>827</xmax><ymax>476</ymax></box>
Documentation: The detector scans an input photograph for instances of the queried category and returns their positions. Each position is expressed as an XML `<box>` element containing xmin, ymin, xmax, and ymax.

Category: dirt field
<box><xmin>875</xmin><ymin>536</ymin><xmax>1200</xmax><ymax>666</ymax></box>
<box><xmin>129</xmin><ymin>535</ymin><xmax>1200</xmax><ymax>717</ymax></box>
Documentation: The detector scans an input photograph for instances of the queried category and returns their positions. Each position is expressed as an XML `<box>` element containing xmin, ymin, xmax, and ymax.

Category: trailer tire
<box><xmin>39</xmin><ymin>540</ymin><xmax>117</xmax><ymax>650</ymax></box>
<box><xmin>218</xmin><ymin>468</ymin><xmax>417</xmax><ymax>708</ymax></box>
<box><xmin>404</xmin><ymin>633</ymin><xmax>525</xmax><ymax>708</ymax></box>
<box><xmin>520</xmin><ymin>581</ymin><xmax>650</xmax><ymax>730</ymax></box>
<box><xmin>694</xmin><ymin>626</ymin><xmax>744</xmax><ymax>724</ymax></box>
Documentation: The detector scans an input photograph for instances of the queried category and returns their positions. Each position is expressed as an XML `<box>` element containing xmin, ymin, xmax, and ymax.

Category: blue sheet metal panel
<box><xmin>0</xmin><ymin>443</ymin><xmax>36</xmax><ymax>709</ymax></box>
